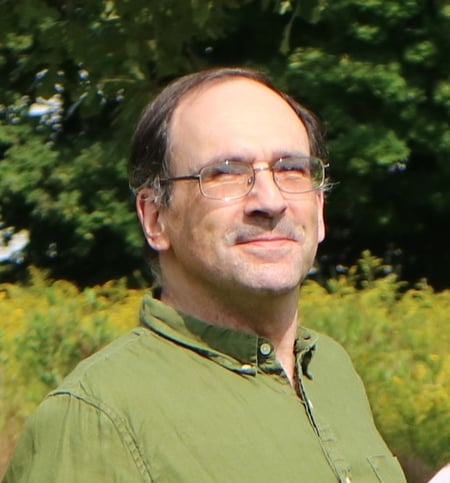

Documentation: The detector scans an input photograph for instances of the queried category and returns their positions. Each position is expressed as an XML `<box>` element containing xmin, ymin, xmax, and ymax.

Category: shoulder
<box><xmin>50</xmin><ymin>326</ymin><xmax>168</xmax><ymax>407</ymax></box>
<box><xmin>306</xmin><ymin>328</ymin><xmax>357</xmax><ymax>369</ymax></box>
<box><xmin>314</xmin><ymin>331</ymin><xmax>356</xmax><ymax>362</ymax></box>
<box><xmin>5</xmin><ymin>371</ymin><xmax>151</xmax><ymax>482</ymax></box>
<box><xmin>4</xmin><ymin>328</ymin><xmax>162</xmax><ymax>481</ymax></box>
<box><xmin>304</xmin><ymin>329</ymin><xmax>367</xmax><ymax>393</ymax></box>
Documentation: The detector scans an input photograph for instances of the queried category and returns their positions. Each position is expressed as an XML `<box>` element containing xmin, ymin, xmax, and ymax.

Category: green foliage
<box><xmin>0</xmin><ymin>267</ymin><xmax>141</xmax><ymax>414</ymax></box>
<box><xmin>0</xmin><ymin>0</ymin><xmax>254</xmax><ymax>283</ymax></box>
<box><xmin>14</xmin><ymin>296</ymin><xmax>108</xmax><ymax>391</ymax></box>
<box><xmin>1</xmin><ymin>260</ymin><xmax>449</xmax><ymax>478</ymax></box>
<box><xmin>0</xmin><ymin>0</ymin><xmax>449</xmax><ymax>289</ymax></box>
<box><xmin>301</xmin><ymin>252</ymin><xmax>450</xmax><ymax>470</ymax></box>
<box><xmin>283</xmin><ymin>0</ymin><xmax>450</xmax><ymax>287</ymax></box>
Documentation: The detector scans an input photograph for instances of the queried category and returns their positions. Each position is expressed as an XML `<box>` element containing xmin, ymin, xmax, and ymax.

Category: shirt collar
<box><xmin>139</xmin><ymin>292</ymin><xmax>318</xmax><ymax>377</ymax></box>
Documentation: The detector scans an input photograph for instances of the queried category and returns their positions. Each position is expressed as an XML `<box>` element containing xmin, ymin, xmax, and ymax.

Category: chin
<box><xmin>240</xmin><ymin>277</ymin><xmax>302</xmax><ymax>296</ymax></box>
<box><xmin>238</xmin><ymin>265</ymin><xmax>308</xmax><ymax>292</ymax></box>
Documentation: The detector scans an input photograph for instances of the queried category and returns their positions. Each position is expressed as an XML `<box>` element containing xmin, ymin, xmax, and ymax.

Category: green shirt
<box><xmin>4</xmin><ymin>294</ymin><xmax>406</xmax><ymax>482</ymax></box>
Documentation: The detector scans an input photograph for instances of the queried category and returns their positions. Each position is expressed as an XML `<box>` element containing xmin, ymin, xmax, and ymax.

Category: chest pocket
<box><xmin>368</xmin><ymin>455</ymin><xmax>405</xmax><ymax>482</ymax></box>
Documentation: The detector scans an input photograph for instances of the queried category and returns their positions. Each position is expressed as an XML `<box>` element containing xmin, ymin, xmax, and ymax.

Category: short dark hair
<box><xmin>128</xmin><ymin>66</ymin><xmax>327</xmax><ymax>281</ymax></box>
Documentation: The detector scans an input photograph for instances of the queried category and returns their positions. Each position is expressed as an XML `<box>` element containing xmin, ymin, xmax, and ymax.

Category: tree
<box><xmin>1</xmin><ymin>0</ymin><xmax>449</xmax><ymax>288</ymax></box>
<box><xmin>0</xmin><ymin>0</ymin><xmax>257</xmax><ymax>284</ymax></box>
<box><xmin>281</xmin><ymin>0</ymin><xmax>450</xmax><ymax>288</ymax></box>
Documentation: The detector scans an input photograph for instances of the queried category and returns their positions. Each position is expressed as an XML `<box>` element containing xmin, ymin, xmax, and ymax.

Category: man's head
<box><xmin>129</xmin><ymin>67</ymin><xmax>327</xmax><ymax>299</ymax></box>
<box><xmin>129</xmin><ymin>68</ymin><xmax>326</xmax><ymax>198</ymax></box>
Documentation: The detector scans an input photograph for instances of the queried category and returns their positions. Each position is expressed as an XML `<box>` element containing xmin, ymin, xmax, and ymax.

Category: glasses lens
<box><xmin>199</xmin><ymin>161</ymin><xmax>252</xmax><ymax>200</ymax></box>
<box><xmin>273</xmin><ymin>157</ymin><xmax>324</xmax><ymax>193</ymax></box>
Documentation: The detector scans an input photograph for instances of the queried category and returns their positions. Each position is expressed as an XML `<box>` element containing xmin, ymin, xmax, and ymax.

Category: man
<box><xmin>4</xmin><ymin>67</ymin><xmax>407</xmax><ymax>482</ymax></box>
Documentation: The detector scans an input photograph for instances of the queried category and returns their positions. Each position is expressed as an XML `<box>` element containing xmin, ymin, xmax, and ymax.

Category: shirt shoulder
<box><xmin>47</xmin><ymin>326</ymin><xmax>177</xmax><ymax>413</ymax></box>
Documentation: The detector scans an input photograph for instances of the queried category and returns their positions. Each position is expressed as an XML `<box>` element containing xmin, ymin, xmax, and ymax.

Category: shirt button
<box><xmin>241</xmin><ymin>364</ymin><xmax>253</xmax><ymax>373</ymax></box>
<box><xmin>260</xmin><ymin>343</ymin><xmax>272</xmax><ymax>356</ymax></box>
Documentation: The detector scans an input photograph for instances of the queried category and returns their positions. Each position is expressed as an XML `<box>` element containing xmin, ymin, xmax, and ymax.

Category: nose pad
<box><xmin>251</xmin><ymin>166</ymin><xmax>280</xmax><ymax>193</ymax></box>
<box><xmin>244</xmin><ymin>166</ymin><xmax>287</xmax><ymax>216</ymax></box>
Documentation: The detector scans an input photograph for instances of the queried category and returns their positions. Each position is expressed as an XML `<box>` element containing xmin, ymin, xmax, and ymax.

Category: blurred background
<box><xmin>1</xmin><ymin>1</ymin><xmax>449</xmax><ymax>481</ymax></box>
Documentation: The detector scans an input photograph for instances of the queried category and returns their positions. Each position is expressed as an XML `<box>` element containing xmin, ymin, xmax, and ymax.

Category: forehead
<box><xmin>169</xmin><ymin>78</ymin><xmax>310</xmax><ymax>168</ymax></box>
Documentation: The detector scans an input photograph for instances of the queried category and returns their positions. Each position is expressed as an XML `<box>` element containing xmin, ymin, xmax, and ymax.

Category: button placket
<box><xmin>296</xmin><ymin>368</ymin><xmax>352</xmax><ymax>483</ymax></box>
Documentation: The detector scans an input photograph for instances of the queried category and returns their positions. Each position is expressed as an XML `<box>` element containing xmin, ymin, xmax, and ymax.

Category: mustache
<box><xmin>229</xmin><ymin>222</ymin><xmax>305</xmax><ymax>244</ymax></box>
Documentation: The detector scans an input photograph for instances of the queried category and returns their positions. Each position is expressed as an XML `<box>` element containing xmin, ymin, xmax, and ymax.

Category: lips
<box><xmin>233</xmin><ymin>233</ymin><xmax>301</xmax><ymax>258</ymax></box>
<box><xmin>236</xmin><ymin>236</ymin><xmax>294</xmax><ymax>246</ymax></box>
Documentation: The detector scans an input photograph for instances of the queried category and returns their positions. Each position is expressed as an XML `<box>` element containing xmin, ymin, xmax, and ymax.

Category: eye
<box><xmin>275</xmin><ymin>157</ymin><xmax>310</xmax><ymax>178</ymax></box>
<box><xmin>202</xmin><ymin>161</ymin><xmax>249</xmax><ymax>184</ymax></box>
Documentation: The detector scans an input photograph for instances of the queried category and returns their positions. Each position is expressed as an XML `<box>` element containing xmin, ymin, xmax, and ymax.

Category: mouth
<box><xmin>233</xmin><ymin>237</ymin><xmax>298</xmax><ymax>264</ymax></box>
<box><xmin>235</xmin><ymin>229</ymin><xmax>300</xmax><ymax>243</ymax></box>
<box><xmin>237</xmin><ymin>236</ymin><xmax>293</xmax><ymax>244</ymax></box>
<box><xmin>235</xmin><ymin>236</ymin><xmax>298</xmax><ymax>252</ymax></box>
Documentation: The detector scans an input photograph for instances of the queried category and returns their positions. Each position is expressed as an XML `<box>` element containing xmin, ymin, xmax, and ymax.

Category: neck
<box><xmin>161</xmin><ymin>280</ymin><xmax>300</xmax><ymax>384</ymax></box>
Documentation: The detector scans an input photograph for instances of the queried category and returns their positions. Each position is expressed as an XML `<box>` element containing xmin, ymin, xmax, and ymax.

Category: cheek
<box><xmin>290</xmin><ymin>198</ymin><xmax>325</xmax><ymax>243</ymax></box>
<box><xmin>293</xmin><ymin>197</ymin><xmax>321</xmax><ymax>222</ymax></box>
<box><xmin>317</xmin><ymin>211</ymin><xmax>325</xmax><ymax>243</ymax></box>
<box><xmin>189</xmin><ymin>212</ymin><xmax>228</xmax><ymax>250</ymax></box>
<box><xmin>315</xmin><ymin>195</ymin><xmax>325</xmax><ymax>242</ymax></box>
<box><xmin>165</xmin><ymin>201</ymin><xmax>225</xmax><ymax>254</ymax></box>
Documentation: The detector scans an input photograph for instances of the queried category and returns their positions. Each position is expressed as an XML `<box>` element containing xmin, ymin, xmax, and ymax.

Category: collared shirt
<box><xmin>4</xmin><ymin>294</ymin><xmax>407</xmax><ymax>482</ymax></box>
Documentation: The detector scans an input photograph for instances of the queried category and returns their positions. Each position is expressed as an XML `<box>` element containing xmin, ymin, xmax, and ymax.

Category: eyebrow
<box><xmin>204</xmin><ymin>149</ymin><xmax>310</xmax><ymax>166</ymax></box>
<box><xmin>272</xmin><ymin>149</ymin><xmax>310</xmax><ymax>159</ymax></box>
<box><xmin>204</xmin><ymin>153</ymin><xmax>253</xmax><ymax>166</ymax></box>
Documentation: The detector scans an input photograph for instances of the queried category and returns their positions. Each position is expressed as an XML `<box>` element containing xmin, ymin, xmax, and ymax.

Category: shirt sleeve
<box><xmin>3</xmin><ymin>392</ymin><xmax>152</xmax><ymax>483</ymax></box>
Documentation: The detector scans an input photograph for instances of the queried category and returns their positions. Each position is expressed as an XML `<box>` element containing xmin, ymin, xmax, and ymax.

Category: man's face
<box><xmin>143</xmin><ymin>78</ymin><xmax>325</xmax><ymax>302</ymax></box>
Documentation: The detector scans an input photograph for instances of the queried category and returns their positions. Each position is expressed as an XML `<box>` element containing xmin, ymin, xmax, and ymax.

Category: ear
<box><xmin>136</xmin><ymin>188</ymin><xmax>171</xmax><ymax>251</ymax></box>
<box><xmin>316</xmin><ymin>191</ymin><xmax>326</xmax><ymax>243</ymax></box>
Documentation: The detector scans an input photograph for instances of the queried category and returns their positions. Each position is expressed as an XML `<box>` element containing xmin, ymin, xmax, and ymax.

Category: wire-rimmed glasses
<box><xmin>158</xmin><ymin>156</ymin><xmax>328</xmax><ymax>201</ymax></box>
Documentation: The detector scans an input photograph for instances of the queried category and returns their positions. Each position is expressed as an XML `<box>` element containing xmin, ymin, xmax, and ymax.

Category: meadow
<box><xmin>1</xmin><ymin>252</ymin><xmax>449</xmax><ymax>482</ymax></box>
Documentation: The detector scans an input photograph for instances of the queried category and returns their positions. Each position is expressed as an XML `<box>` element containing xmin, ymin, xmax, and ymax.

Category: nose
<box><xmin>243</xmin><ymin>165</ymin><xmax>288</xmax><ymax>217</ymax></box>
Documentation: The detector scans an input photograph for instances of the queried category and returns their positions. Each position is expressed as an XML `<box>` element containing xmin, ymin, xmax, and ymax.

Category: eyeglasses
<box><xmin>158</xmin><ymin>156</ymin><xmax>328</xmax><ymax>201</ymax></box>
